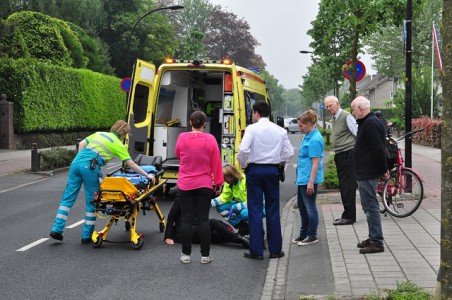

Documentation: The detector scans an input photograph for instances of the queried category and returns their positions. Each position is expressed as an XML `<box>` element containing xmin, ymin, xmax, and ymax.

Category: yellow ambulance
<box><xmin>125</xmin><ymin>58</ymin><xmax>272</xmax><ymax>190</ymax></box>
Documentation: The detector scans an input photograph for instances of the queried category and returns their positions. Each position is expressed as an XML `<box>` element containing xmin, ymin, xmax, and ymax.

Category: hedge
<box><xmin>0</xmin><ymin>58</ymin><xmax>125</xmax><ymax>133</ymax></box>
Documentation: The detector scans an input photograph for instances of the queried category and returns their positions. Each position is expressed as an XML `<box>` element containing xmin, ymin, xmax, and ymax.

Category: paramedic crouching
<box><xmin>49</xmin><ymin>120</ymin><xmax>155</xmax><ymax>243</ymax></box>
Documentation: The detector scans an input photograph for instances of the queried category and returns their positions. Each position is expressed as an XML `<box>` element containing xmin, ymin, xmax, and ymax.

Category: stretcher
<box><xmin>91</xmin><ymin>155</ymin><xmax>166</xmax><ymax>250</ymax></box>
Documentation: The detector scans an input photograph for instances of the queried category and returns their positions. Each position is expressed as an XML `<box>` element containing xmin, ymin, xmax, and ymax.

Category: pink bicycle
<box><xmin>378</xmin><ymin>128</ymin><xmax>424</xmax><ymax>217</ymax></box>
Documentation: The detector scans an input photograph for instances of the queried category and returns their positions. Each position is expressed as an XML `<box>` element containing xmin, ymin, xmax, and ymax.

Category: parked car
<box><xmin>284</xmin><ymin>118</ymin><xmax>301</xmax><ymax>133</ymax></box>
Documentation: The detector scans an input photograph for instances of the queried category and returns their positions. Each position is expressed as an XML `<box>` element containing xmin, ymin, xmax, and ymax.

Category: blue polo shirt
<box><xmin>295</xmin><ymin>128</ymin><xmax>324</xmax><ymax>185</ymax></box>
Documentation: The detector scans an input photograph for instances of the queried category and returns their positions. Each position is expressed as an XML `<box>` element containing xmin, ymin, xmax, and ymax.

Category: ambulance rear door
<box><xmin>126</xmin><ymin>59</ymin><xmax>156</xmax><ymax>159</ymax></box>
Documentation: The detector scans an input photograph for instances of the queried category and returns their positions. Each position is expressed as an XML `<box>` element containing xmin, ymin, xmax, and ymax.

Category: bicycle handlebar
<box><xmin>396</xmin><ymin>128</ymin><xmax>424</xmax><ymax>142</ymax></box>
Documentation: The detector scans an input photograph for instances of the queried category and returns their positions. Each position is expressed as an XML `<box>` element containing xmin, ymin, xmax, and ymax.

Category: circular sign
<box><xmin>343</xmin><ymin>60</ymin><xmax>366</xmax><ymax>82</ymax></box>
<box><xmin>120</xmin><ymin>78</ymin><xmax>132</xmax><ymax>92</ymax></box>
<box><xmin>319</xmin><ymin>104</ymin><xmax>325</xmax><ymax>110</ymax></box>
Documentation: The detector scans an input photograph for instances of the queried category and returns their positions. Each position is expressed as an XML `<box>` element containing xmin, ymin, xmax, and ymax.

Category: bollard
<box><xmin>31</xmin><ymin>143</ymin><xmax>40</xmax><ymax>172</ymax></box>
<box><xmin>76</xmin><ymin>138</ymin><xmax>82</xmax><ymax>153</ymax></box>
<box><xmin>326</xmin><ymin>132</ymin><xmax>331</xmax><ymax>145</ymax></box>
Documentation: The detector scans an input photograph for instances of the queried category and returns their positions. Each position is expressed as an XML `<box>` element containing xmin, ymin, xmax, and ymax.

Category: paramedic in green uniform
<box><xmin>50</xmin><ymin>120</ymin><xmax>155</xmax><ymax>243</ymax></box>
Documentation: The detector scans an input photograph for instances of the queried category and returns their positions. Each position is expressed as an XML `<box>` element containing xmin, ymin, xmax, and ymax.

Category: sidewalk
<box><xmin>0</xmin><ymin>144</ymin><xmax>442</xmax><ymax>299</ymax></box>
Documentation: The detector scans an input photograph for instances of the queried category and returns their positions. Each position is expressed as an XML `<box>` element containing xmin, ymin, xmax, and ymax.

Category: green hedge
<box><xmin>0</xmin><ymin>58</ymin><xmax>125</xmax><ymax>133</ymax></box>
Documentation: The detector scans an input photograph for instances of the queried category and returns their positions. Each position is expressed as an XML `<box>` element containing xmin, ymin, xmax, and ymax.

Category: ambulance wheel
<box><xmin>125</xmin><ymin>221</ymin><xmax>131</xmax><ymax>231</ymax></box>
<box><xmin>131</xmin><ymin>238</ymin><xmax>143</xmax><ymax>250</ymax></box>
<box><xmin>93</xmin><ymin>237</ymin><xmax>103</xmax><ymax>248</ymax></box>
<box><xmin>159</xmin><ymin>222</ymin><xmax>165</xmax><ymax>232</ymax></box>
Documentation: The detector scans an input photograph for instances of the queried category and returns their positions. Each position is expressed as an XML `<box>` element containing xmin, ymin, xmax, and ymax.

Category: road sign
<box><xmin>319</xmin><ymin>104</ymin><xmax>325</xmax><ymax>110</ymax></box>
<box><xmin>120</xmin><ymin>78</ymin><xmax>132</xmax><ymax>92</ymax></box>
<box><xmin>343</xmin><ymin>60</ymin><xmax>366</xmax><ymax>82</ymax></box>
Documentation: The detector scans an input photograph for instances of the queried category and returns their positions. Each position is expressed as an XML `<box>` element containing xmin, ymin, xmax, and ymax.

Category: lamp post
<box><xmin>299</xmin><ymin>50</ymin><xmax>326</xmax><ymax>132</ymax></box>
<box><xmin>127</xmin><ymin>5</ymin><xmax>184</xmax><ymax>67</ymax></box>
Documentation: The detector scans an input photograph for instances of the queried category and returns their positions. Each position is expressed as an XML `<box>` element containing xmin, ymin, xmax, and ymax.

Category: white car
<box><xmin>284</xmin><ymin>118</ymin><xmax>301</xmax><ymax>133</ymax></box>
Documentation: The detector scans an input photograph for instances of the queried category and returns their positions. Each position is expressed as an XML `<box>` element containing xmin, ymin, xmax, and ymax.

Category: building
<box><xmin>357</xmin><ymin>74</ymin><xmax>399</xmax><ymax>108</ymax></box>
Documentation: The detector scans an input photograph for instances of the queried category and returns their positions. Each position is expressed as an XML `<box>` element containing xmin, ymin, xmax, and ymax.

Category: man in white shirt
<box><xmin>238</xmin><ymin>101</ymin><xmax>294</xmax><ymax>260</ymax></box>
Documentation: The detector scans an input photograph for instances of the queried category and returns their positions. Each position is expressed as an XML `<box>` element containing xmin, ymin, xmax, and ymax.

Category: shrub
<box><xmin>39</xmin><ymin>147</ymin><xmax>76</xmax><ymax>170</ymax></box>
<box><xmin>322</xmin><ymin>154</ymin><xmax>338</xmax><ymax>189</ymax></box>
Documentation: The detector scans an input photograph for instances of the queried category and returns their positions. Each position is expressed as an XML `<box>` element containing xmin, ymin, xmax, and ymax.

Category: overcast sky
<box><xmin>207</xmin><ymin>0</ymin><xmax>375</xmax><ymax>90</ymax></box>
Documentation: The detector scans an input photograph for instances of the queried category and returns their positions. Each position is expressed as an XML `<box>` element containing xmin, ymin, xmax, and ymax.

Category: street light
<box><xmin>299</xmin><ymin>50</ymin><xmax>313</xmax><ymax>54</ymax></box>
<box><xmin>127</xmin><ymin>5</ymin><xmax>184</xmax><ymax>67</ymax></box>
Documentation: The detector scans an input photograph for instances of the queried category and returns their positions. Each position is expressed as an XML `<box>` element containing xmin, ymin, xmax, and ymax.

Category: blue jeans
<box><xmin>297</xmin><ymin>184</ymin><xmax>319</xmax><ymax>238</ymax></box>
<box><xmin>358</xmin><ymin>179</ymin><xmax>384</xmax><ymax>246</ymax></box>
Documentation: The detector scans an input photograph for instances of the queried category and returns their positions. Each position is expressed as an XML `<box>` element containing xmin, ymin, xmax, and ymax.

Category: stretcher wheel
<box><xmin>125</xmin><ymin>221</ymin><xmax>131</xmax><ymax>231</ymax></box>
<box><xmin>93</xmin><ymin>237</ymin><xmax>103</xmax><ymax>248</ymax></box>
<box><xmin>131</xmin><ymin>238</ymin><xmax>143</xmax><ymax>250</ymax></box>
<box><xmin>159</xmin><ymin>222</ymin><xmax>165</xmax><ymax>232</ymax></box>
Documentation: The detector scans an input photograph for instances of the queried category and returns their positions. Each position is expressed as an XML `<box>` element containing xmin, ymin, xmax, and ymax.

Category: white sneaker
<box><xmin>200</xmin><ymin>256</ymin><xmax>212</xmax><ymax>264</ymax></box>
<box><xmin>180</xmin><ymin>253</ymin><xmax>191</xmax><ymax>264</ymax></box>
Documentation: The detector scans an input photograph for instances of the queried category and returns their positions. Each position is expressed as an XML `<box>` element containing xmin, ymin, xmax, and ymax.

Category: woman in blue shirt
<box><xmin>293</xmin><ymin>110</ymin><xmax>324</xmax><ymax>246</ymax></box>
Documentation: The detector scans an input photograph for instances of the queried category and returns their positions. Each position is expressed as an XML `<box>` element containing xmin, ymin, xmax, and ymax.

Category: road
<box><xmin>0</xmin><ymin>134</ymin><xmax>304</xmax><ymax>300</ymax></box>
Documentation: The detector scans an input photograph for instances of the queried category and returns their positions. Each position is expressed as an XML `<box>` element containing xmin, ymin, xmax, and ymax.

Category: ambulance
<box><xmin>125</xmin><ymin>58</ymin><xmax>272</xmax><ymax>190</ymax></box>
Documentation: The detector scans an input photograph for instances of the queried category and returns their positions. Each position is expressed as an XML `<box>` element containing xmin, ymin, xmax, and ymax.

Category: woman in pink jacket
<box><xmin>175</xmin><ymin>111</ymin><xmax>224</xmax><ymax>264</ymax></box>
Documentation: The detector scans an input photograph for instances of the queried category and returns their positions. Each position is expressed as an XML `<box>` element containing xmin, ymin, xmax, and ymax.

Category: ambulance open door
<box><xmin>126</xmin><ymin>59</ymin><xmax>156</xmax><ymax>159</ymax></box>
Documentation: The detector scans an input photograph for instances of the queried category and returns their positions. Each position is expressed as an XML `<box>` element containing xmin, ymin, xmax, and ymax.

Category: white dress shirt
<box><xmin>237</xmin><ymin>118</ymin><xmax>294</xmax><ymax>168</ymax></box>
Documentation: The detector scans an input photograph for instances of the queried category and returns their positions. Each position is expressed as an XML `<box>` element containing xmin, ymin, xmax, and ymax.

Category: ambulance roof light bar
<box><xmin>164</xmin><ymin>58</ymin><xmax>233</xmax><ymax>65</ymax></box>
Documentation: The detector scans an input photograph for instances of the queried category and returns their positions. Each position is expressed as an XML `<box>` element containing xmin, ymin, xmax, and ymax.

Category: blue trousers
<box><xmin>215</xmin><ymin>202</ymin><xmax>248</xmax><ymax>227</ymax></box>
<box><xmin>51</xmin><ymin>161</ymin><xmax>99</xmax><ymax>239</ymax></box>
<box><xmin>297</xmin><ymin>184</ymin><xmax>319</xmax><ymax>238</ymax></box>
<box><xmin>358</xmin><ymin>179</ymin><xmax>384</xmax><ymax>246</ymax></box>
<box><xmin>246</xmin><ymin>165</ymin><xmax>281</xmax><ymax>256</ymax></box>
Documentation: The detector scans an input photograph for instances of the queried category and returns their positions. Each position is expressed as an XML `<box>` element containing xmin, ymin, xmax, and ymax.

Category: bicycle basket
<box><xmin>386</xmin><ymin>139</ymin><xmax>398</xmax><ymax>170</ymax></box>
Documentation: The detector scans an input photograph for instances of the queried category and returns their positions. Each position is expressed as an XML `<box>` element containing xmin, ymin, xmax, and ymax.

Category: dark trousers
<box><xmin>192</xmin><ymin>219</ymin><xmax>238</xmax><ymax>244</ymax></box>
<box><xmin>246</xmin><ymin>165</ymin><xmax>282</xmax><ymax>257</ymax></box>
<box><xmin>334</xmin><ymin>149</ymin><xmax>357</xmax><ymax>221</ymax></box>
<box><xmin>178</xmin><ymin>188</ymin><xmax>212</xmax><ymax>256</ymax></box>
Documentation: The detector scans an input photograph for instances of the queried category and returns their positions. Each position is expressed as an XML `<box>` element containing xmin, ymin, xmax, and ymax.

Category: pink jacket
<box><xmin>175</xmin><ymin>131</ymin><xmax>224</xmax><ymax>191</ymax></box>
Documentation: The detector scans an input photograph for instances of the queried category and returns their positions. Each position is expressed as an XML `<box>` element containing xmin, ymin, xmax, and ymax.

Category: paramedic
<box><xmin>49</xmin><ymin>120</ymin><xmax>155</xmax><ymax>243</ymax></box>
<box><xmin>211</xmin><ymin>164</ymin><xmax>250</xmax><ymax>235</ymax></box>
<box><xmin>175</xmin><ymin>111</ymin><xmax>224</xmax><ymax>264</ymax></box>
<box><xmin>238</xmin><ymin>100</ymin><xmax>294</xmax><ymax>260</ymax></box>
<box><xmin>164</xmin><ymin>197</ymin><xmax>249</xmax><ymax>249</ymax></box>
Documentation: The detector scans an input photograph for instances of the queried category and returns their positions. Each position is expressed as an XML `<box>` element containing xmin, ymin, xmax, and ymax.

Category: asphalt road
<box><xmin>0</xmin><ymin>134</ymin><xmax>304</xmax><ymax>300</ymax></box>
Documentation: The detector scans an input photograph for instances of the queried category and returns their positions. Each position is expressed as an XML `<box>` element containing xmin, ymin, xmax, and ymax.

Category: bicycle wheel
<box><xmin>382</xmin><ymin>169</ymin><xmax>423</xmax><ymax>217</ymax></box>
<box><xmin>377</xmin><ymin>181</ymin><xmax>387</xmax><ymax>214</ymax></box>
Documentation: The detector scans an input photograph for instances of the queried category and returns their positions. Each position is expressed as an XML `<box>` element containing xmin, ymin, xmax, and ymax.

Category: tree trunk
<box><xmin>436</xmin><ymin>0</ymin><xmax>452</xmax><ymax>298</ymax></box>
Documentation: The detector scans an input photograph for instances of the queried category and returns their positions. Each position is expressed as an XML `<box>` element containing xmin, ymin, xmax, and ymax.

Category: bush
<box><xmin>322</xmin><ymin>154</ymin><xmax>339</xmax><ymax>189</ymax></box>
<box><xmin>363</xmin><ymin>280</ymin><xmax>432</xmax><ymax>300</ymax></box>
<box><xmin>412</xmin><ymin>116</ymin><xmax>442</xmax><ymax>148</ymax></box>
<box><xmin>39</xmin><ymin>147</ymin><xmax>76</xmax><ymax>171</ymax></box>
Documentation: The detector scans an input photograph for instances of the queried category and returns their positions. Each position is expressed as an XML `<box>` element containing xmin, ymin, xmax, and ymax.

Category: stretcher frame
<box><xmin>91</xmin><ymin>171</ymin><xmax>166</xmax><ymax>250</ymax></box>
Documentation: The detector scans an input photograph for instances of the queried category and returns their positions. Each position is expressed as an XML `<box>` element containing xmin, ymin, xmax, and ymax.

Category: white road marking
<box><xmin>16</xmin><ymin>238</ymin><xmax>49</xmax><ymax>252</ymax></box>
<box><xmin>66</xmin><ymin>219</ymin><xmax>85</xmax><ymax>228</ymax></box>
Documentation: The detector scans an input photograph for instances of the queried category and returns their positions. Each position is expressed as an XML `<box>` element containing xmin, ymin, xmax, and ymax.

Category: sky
<box><xmin>207</xmin><ymin>0</ymin><xmax>375</xmax><ymax>90</ymax></box>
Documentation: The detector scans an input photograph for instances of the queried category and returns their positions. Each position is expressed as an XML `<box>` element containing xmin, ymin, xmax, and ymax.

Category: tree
<box><xmin>204</xmin><ymin>6</ymin><xmax>260</xmax><ymax>67</ymax></box>
<box><xmin>438</xmin><ymin>1</ymin><xmax>452</xmax><ymax>298</ymax></box>
<box><xmin>283</xmin><ymin>89</ymin><xmax>304</xmax><ymax>117</ymax></box>
<box><xmin>300</xmin><ymin>63</ymin><xmax>332</xmax><ymax>109</ymax></box>
<box><xmin>308</xmin><ymin>0</ymin><xmax>405</xmax><ymax>100</ymax></box>
<box><xmin>260</xmin><ymin>70</ymin><xmax>285</xmax><ymax>116</ymax></box>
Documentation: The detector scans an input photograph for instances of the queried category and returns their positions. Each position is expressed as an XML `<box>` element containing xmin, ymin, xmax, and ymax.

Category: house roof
<box><xmin>357</xmin><ymin>74</ymin><xmax>388</xmax><ymax>92</ymax></box>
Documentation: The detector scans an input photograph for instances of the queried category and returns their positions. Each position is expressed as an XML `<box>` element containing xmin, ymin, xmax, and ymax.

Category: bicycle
<box><xmin>377</xmin><ymin>127</ymin><xmax>424</xmax><ymax>218</ymax></box>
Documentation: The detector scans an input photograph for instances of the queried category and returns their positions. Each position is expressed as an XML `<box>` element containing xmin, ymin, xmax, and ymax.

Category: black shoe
<box><xmin>237</xmin><ymin>221</ymin><xmax>249</xmax><ymax>236</ymax></box>
<box><xmin>50</xmin><ymin>231</ymin><xmax>63</xmax><ymax>241</ymax></box>
<box><xmin>81</xmin><ymin>238</ymin><xmax>92</xmax><ymax>244</ymax></box>
<box><xmin>359</xmin><ymin>243</ymin><xmax>384</xmax><ymax>254</ymax></box>
<box><xmin>333</xmin><ymin>218</ymin><xmax>354</xmax><ymax>225</ymax></box>
<box><xmin>357</xmin><ymin>238</ymin><xmax>371</xmax><ymax>248</ymax></box>
<box><xmin>244</xmin><ymin>252</ymin><xmax>263</xmax><ymax>260</ymax></box>
<box><xmin>234</xmin><ymin>235</ymin><xmax>250</xmax><ymax>249</ymax></box>
<box><xmin>269</xmin><ymin>251</ymin><xmax>285</xmax><ymax>259</ymax></box>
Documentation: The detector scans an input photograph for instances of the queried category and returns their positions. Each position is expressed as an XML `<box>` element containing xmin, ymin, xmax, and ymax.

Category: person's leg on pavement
<box><xmin>335</xmin><ymin>150</ymin><xmax>357</xmax><ymax>222</ymax></box>
<box><xmin>179</xmin><ymin>189</ymin><xmax>195</xmax><ymax>257</ymax></box>
<box><xmin>51</xmin><ymin>163</ymin><xmax>83</xmax><ymax>237</ymax></box>
<box><xmin>194</xmin><ymin>188</ymin><xmax>212</xmax><ymax>258</ymax></box>
<box><xmin>262</xmin><ymin>166</ymin><xmax>282</xmax><ymax>256</ymax></box>
<box><xmin>246</xmin><ymin>166</ymin><xmax>265</xmax><ymax>257</ymax></box>
<box><xmin>297</xmin><ymin>185</ymin><xmax>308</xmax><ymax>239</ymax></box>
<box><xmin>81</xmin><ymin>165</ymin><xmax>101</xmax><ymax>240</ymax></box>
<box><xmin>300</xmin><ymin>184</ymin><xmax>319</xmax><ymax>239</ymax></box>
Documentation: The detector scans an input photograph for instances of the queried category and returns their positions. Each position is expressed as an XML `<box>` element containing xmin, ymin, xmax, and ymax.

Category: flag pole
<box><xmin>431</xmin><ymin>21</ymin><xmax>434</xmax><ymax>118</ymax></box>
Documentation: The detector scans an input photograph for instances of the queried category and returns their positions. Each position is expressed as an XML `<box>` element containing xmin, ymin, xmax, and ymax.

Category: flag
<box><xmin>432</xmin><ymin>23</ymin><xmax>443</xmax><ymax>75</ymax></box>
